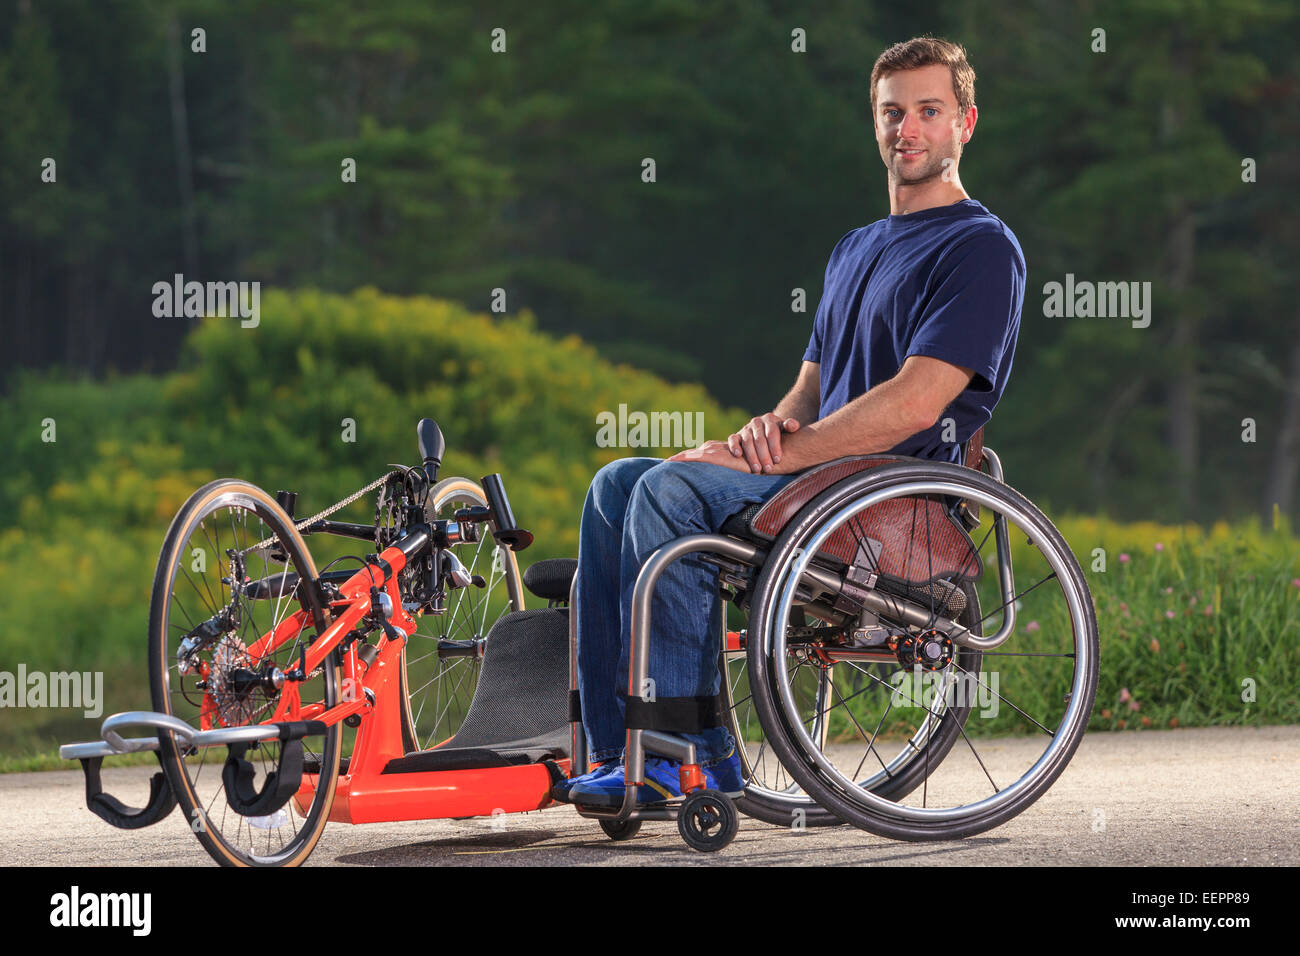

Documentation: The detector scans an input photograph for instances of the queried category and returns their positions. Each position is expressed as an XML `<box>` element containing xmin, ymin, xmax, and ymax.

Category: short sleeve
<box><xmin>803</xmin><ymin>298</ymin><xmax>826</xmax><ymax>363</ymax></box>
<box><xmin>905</xmin><ymin>233</ymin><xmax>1025</xmax><ymax>393</ymax></box>
<box><xmin>803</xmin><ymin>228</ymin><xmax>857</xmax><ymax>364</ymax></box>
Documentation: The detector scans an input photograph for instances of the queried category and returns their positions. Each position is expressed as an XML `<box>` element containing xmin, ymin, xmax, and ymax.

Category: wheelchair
<box><xmin>61</xmin><ymin>419</ymin><xmax>1097</xmax><ymax>863</ymax></box>
<box><xmin>562</xmin><ymin>426</ymin><xmax>1099</xmax><ymax>847</ymax></box>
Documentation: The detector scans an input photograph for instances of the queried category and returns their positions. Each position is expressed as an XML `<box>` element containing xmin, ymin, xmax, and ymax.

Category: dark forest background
<box><xmin>2</xmin><ymin>0</ymin><xmax>1299</xmax><ymax>524</ymax></box>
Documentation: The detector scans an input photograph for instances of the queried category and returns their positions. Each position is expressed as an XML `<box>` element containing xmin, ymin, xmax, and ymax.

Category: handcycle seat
<box><xmin>383</xmin><ymin>607</ymin><xmax>571</xmax><ymax>774</ymax></box>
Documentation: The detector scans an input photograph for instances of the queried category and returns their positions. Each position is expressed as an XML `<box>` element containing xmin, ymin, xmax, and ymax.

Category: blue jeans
<box><xmin>574</xmin><ymin>458</ymin><xmax>797</xmax><ymax>766</ymax></box>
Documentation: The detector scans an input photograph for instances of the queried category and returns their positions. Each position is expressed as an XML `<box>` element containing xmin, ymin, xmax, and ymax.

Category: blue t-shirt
<box><xmin>803</xmin><ymin>199</ymin><xmax>1026</xmax><ymax>463</ymax></box>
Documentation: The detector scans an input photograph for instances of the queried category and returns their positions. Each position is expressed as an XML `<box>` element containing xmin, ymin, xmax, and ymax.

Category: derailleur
<box><xmin>178</xmin><ymin>550</ymin><xmax>246</xmax><ymax>672</ymax></box>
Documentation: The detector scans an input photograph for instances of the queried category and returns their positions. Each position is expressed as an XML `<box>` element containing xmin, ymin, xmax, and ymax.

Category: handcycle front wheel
<box><xmin>747</xmin><ymin>460</ymin><xmax>1099</xmax><ymax>841</ymax></box>
<box><xmin>398</xmin><ymin>476</ymin><xmax>525</xmax><ymax>753</ymax></box>
<box><xmin>148</xmin><ymin>479</ymin><xmax>342</xmax><ymax>867</ymax></box>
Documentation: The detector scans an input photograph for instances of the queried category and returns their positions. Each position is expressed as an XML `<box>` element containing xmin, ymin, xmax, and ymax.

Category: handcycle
<box><xmin>61</xmin><ymin>418</ymin><xmax>1098</xmax><ymax>864</ymax></box>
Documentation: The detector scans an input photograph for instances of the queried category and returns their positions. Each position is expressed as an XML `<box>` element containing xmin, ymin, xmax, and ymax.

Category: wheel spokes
<box><xmin>762</xmin><ymin>470</ymin><xmax>1094</xmax><ymax>824</ymax></box>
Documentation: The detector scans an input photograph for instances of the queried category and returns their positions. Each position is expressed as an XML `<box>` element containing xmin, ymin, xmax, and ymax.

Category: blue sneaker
<box><xmin>570</xmin><ymin>752</ymin><xmax>749</xmax><ymax>808</ymax></box>
<box><xmin>704</xmin><ymin>748</ymin><xmax>746</xmax><ymax>797</ymax></box>
<box><xmin>569</xmin><ymin>757</ymin><xmax>683</xmax><ymax>807</ymax></box>
<box><xmin>551</xmin><ymin>761</ymin><xmax>617</xmax><ymax>803</ymax></box>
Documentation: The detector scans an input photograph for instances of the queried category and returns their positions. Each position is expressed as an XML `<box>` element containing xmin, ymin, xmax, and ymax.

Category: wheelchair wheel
<box><xmin>148</xmin><ymin>479</ymin><xmax>341</xmax><ymax>867</ymax></box>
<box><xmin>399</xmin><ymin>477</ymin><xmax>525</xmax><ymax>752</ymax></box>
<box><xmin>720</xmin><ymin>620</ymin><xmax>839</xmax><ymax>828</ymax></box>
<box><xmin>599</xmin><ymin>818</ymin><xmax>642</xmax><ymax>841</ymax></box>
<box><xmin>679</xmin><ymin>789</ymin><xmax>739</xmax><ymax>851</ymax></box>
<box><xmin>723</xmin><ymin>579</ymin><xmax>982</xmax><ymax>827</ymax></box>
<box><xmin>747</xmin><ymin>460</ymin><xmax>1098</xmax><ymax>841</ymax></box>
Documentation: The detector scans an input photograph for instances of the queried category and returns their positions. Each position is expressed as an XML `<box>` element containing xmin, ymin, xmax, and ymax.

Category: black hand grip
<box><xmin>481</xmin><ymin>473</ymin><xmax>534</xmax><ymax>552</ymax></box>
<box><xmin>417</xmin><ymin>419</ymin><xmax>445</xmax><ymax>483</ymax></box>
<box><xmin>481</xmin><ymin>473</ymin><xmax>516</xmax><ymax>531</ymax></box>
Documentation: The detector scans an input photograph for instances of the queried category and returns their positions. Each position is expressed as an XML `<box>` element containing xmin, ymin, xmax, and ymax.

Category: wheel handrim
<box><xmin>766</xmin><ymin>475</ymin><xmax>1095</xmax><ymax>824</ymax></box>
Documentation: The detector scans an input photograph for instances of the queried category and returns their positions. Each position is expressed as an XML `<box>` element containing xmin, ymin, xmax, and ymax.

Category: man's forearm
<box><xmin>772</xmin><ymin>377</ymin><xmax>932</xmax><ymax>473</ymax></box>
<box><xmin>772</xmin><ymin>385</ymin><xmax>819</xmax><ymax>426</ymax></box>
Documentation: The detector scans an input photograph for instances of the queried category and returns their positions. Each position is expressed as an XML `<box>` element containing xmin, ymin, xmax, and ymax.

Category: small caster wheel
<box><xmin>677</xmin><ymin>789</ymin><xmax>738</xmax><ymax>852</ymax></box>
<box><xmin>599</xmin><ymin>818</ymin><xmax>642</xmax><ymax>841</ymax></box>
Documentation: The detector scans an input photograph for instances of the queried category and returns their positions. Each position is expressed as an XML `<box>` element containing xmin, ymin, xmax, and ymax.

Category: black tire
<box><xmin>678</xmin><ymin>790</ymin><xmax>739</xmax><ymax>851</ymax></box>
<box><xmin>747</xmin><ymin>461</ymin><xmax>1099</xmax><ymax>841</ymax></box>
<box><xmin>599</xmin><ymin>818</ymin><xmax>643</xmax><ymax>841</ymax></box>
<box><xmin>148</xmin><ymin>479</ymin><xmax>341</xmax><ymax>867</ymax></box>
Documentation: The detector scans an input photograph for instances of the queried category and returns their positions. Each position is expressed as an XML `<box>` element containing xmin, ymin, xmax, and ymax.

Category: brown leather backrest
<box><xmin>748</xmin><ymin>428</ymin><xmax>987</xmax><ymax>586</ymax></box>
<box><xmin>963</xmin><ymin>426</ymin><xmax>984</xmax><ymax>471</ymax></box>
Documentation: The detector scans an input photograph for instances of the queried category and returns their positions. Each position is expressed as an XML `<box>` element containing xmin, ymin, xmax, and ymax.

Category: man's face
<box><xmin>873</xmin><ymin>64</ymin><xmax>971</xmax><ymax>185</ymax></box>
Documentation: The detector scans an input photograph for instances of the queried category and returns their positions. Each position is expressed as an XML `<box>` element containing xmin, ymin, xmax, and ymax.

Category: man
<box><xmin>554</xmin><ymin>36</ymin><xmax>1026</xmax><ymax>807</ymax></box>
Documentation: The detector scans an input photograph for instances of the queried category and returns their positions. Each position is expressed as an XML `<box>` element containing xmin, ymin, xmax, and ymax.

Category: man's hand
<box><xmin>666</xmin><ymin>439</ymin><xmax>754</xmax><ymax>472</ymax></box>
<box><xmin>728</xmin><ymin>413</ymin><xmax>801</xmax><ymax>474</ymax></box>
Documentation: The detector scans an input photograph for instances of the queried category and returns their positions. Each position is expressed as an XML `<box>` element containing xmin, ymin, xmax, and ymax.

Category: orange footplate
<box><xmin>297</xmin><ymin>758</ymin><xmax>570</xmax><ymax>824</ymax></box>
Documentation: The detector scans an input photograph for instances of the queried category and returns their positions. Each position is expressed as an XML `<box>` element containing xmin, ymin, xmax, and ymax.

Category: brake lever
<box><xmin>442</xmin><ymin>552</ymin><xmax>473</xmax><ymax>589</ymax></box>
<box><xmin>368</xmin><ymin>586</ymin><xmax>406</xmax><ymax>645</ymax></box>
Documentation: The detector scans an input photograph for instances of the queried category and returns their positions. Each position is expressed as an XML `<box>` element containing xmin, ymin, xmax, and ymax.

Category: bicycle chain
<box><xmin>240</xmin><ymin>470</ymin><xmax>404</xmax><ymax>555</ymax></box>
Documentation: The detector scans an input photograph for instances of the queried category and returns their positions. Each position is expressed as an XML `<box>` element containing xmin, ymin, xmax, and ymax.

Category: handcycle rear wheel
<box><xmin>747</xmin><ymin>460</ymin><xmax>1099</xmax><ymax>841</ymax></box>
<box><xmin>399</xmin><ymin>477</ymin><xmax>525</xmax><ymax>753</ymax></box>
<box><xmin>148</xmin><ymin>479</ymin><xmax>341</xmax><ymax>867</ymax></box>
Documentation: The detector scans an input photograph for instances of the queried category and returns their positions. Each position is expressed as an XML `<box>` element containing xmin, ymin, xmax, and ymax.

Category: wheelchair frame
<box><xmin>567</xmin><ymin>445</ymin><xmax>1023</xmax><ymax>842</ymax></box>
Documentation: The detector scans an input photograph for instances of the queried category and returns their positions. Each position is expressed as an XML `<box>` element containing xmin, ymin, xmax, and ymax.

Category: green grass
<box><xmin>3</xmin><ymin>290</ymin><xmax>1297</xmax><ymax>770</ymax></box>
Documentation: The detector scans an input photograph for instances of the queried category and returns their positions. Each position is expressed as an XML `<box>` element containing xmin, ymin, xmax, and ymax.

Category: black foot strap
<box><xmin>79</xmin><ymin>754</ymin><xmax>178</xmax><ymax>830</ymax></box>
<box><xmin>621</xmin><ymin>693</ymin><xmax>725</xmax><ymax>733</ymax></box>
<box><xmin>221</xmin><ymin>720</ymin><xmax>326</xmax><ymax>818</ymax></box>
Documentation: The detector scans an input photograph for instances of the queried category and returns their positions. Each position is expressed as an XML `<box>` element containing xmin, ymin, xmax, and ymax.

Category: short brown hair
<box><xmin>870</xmin><ymin>36</ymin><xmax>976</xmax><ymax>117</ymax></box>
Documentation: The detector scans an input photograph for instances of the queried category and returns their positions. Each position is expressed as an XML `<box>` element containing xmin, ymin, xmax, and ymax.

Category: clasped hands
<box><xmin>666</xmin><ymin>413</ymin><xmax>801</xmax><ymax>474</ymax></box>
